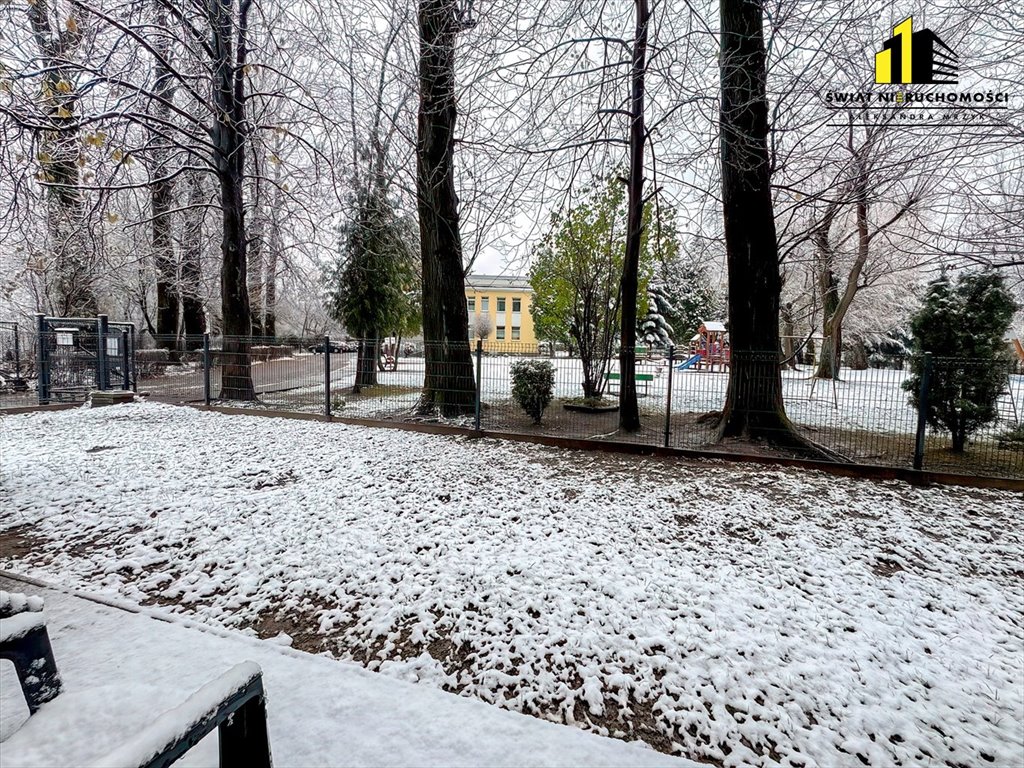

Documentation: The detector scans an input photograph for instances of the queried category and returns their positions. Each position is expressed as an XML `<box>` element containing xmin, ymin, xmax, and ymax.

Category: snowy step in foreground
<box><xmin>0</xmin><ymin>578</ymin><xmax>693</xmax><ymax>768</ymax></box>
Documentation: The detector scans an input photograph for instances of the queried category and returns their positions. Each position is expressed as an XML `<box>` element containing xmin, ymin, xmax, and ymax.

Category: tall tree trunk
<box><xmin>248</xmin><ymin>211</ymin><xmax>265</xmax><ymax>337</ymax></box>
<box><xmin>353</xmin><ymin>337</ymin><xmax>379</xmax><ymax>393</ymax></box>
<box><xmin>247</xmin><ymin>128</ymin><xmax>266</xmax><ymax>337</ymax></box>
<box><xmin>814</xmin><ymin>138</ymin><xmax>882</xmax><ymax>380</ymax></box>
<box><xmin>263</xmin><ymin>134</ymin><xmax>284</xmax><ymax>338</ymax></box>
<box><xmin>211</xmin><ymin>0</ymin><xmax>254</xmax><ymax>400</ymax></box>
<box><xmin>815</xmin><ymin>274</ymin><xmax>841</xmax><ymax>379</ymax></box>
<box><xmin>151</xmin><ymin>3</ymin><xmax>179</xmax><ymax>353</ymax></box>
<box><xmin>180</xmin><ymin>169</ymin><xmax>207</xmax><ymax>341</ymax></box>
<box><xmin>951</xmin><ymin>420</ymin><xmax>967</xmax><ymax>453</ymax></box>
<box><xmin>717</xmin><ymin>0</ymin><xmax>808</xmax><ymax>450</ymax></box>
<box><xmin>618</xmin><ymin>0</ymin><xmax>650</xmax><ymax>433</ymax></box>
<box><xmin>263</xmin><ymin>225</ymin><xmax>278</xmax><ymax>337</ymax></box>
<box><xmin>28</xmin><ymin>0</ymin><xmax>97</xmax><ymax>317</ymax></box>
<box><xmin>781</xmin><ymin>301</ymin><xmax>797</xmax><ymax>369</ymax></box>
<box><xmin>812</xmin><ymin>198</ymin><xmax>842</xmax><ymax>379</ymax></box>
<box><xmin>416</xmin><ymin>0</ymin><xmax>475</xmax><ymax>416</ymax></box>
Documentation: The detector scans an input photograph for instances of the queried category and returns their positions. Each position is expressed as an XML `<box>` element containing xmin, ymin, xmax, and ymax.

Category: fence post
<box><xmin>36</xmin><ymin>313</ymin><xmax>49</xmax><ymax>405</ymax></box>
<box><xmin>664</xmin><ymin>345</ymin><xmax>675</xmax><ymax>448</ymax></box>
<box><xmin>130</xmin><ymin>324</ymin><xmax>138</xmax><ymax>392</ymax></box>
<box><xmin>323</xmin><ymin>335</ymin><xmax>331</xmax><ymax>420</ymax></box>
<box><xmin>474</xmin><ymin>339</ymin><xmax>483</xmax><ymax>432</ymax></box>
<box><xmin>203</xmin><ymin>332</ymin><xmax>212</xmax><ymax>406</ymax></box>
<box><xmin>96</xmin><ymin>314</ymin><xmax>109</xmax><ymax>391</ymax></box>
<box><xmin>12</xmin><ymin>323</ymin><xmax>25</xmax><ymax>390</ymax></box>
<box><xmin>913</xmin><ymin>352</ymin><xmax>933</xmax><ymax>471</ymax></box>
<box><xmin>121</xmin><ymin>329</ymin><xmax>130</xmax><ymax>390</ymax></box>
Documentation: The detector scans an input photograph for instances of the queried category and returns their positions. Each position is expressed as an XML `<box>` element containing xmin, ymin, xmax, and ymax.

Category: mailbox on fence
<box><xmin>54</xmin><ymin>328</ymin><xmax>78</xmax><ymax>348</ymax></box>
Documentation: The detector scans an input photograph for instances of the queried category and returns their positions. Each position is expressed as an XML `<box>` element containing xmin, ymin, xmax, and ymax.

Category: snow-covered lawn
<box><xmin>0</xmin><ymin>579</ymin><xmax>691</xmax><ymax>768</ymax></box>
<box><xmin>2</xmin><ymin>403</ymin><xmax>1022</xmax><ymax>767</ymax></box>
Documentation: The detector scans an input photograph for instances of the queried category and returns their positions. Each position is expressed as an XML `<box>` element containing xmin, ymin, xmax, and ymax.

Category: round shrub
<box><xmin>510</xmin><ymin>359</ymin><xmax>555</xmax><ymax>424</ymax></box>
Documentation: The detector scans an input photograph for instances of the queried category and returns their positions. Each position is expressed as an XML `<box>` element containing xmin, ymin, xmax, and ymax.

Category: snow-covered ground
<box><xmin>2</xmin><ymin>403</ymin><xmax>1022</xmax><ymax>767</ymax></box>
<box><xmin>0</xmin><ymin>578</ymin><xmax>692</xmax><ymax>768</ymax></box>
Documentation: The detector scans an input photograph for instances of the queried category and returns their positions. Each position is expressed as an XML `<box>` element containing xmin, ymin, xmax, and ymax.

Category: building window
<box><xmin>496</xmin><ymin>326</ymin><xmax>506</xmax><ymax>340</ymax></box>
<box><xmin>497</xmin><ymin>297</ymin><xmax>506</xmax><ymax>312</ymax></box>
<box><xmin>512</xmin><ymin>297</ymin><xmax>521</xmax><ymax>313</ymax></box>
<box><xmin>467</xmin><ymin>297</ymin><xmax>475</xmax><ymax>313</ymax></box>
<box><xmin>481</xmin><ymin>296</ymin><xmax>489</xmax><ymax>313</ymax></box>
<box><xmin>511</xmin><ymin>326</ymin><xmax>521</xmax><ymax>340</ymax></box>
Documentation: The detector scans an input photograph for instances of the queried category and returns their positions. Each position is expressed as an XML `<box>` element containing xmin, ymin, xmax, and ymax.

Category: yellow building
<box><xmin>465</xmin><ymin>274</ymin><xmax>538</xmax><ymax>354</ymax></box>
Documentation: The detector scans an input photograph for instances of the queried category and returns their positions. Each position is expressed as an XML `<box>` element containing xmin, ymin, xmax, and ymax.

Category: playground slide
<box><xmin>1013</xmin><ymin>338</ymin><xmax>1024</xmax><ymax>363</ymax></box>
<box><xmin>675</xmin><ymin>354</ymin><xmax>703</xmax><ymax>370</ymax></box>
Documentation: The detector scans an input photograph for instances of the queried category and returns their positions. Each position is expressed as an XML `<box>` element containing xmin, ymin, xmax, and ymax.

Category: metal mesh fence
<box><xmin>0</xmin><ymin>322</ymin><xmax>34</xmax><ymax>409</ymax></box>
<box><xmin>3</xmin><ymin>331</ymin><xmax>1022</xmax><ymax>479</ymax></box>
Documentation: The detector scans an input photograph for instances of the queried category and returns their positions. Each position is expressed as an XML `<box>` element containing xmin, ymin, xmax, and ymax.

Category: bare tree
<box><xmin>24</xmin><ymin>0</ymin><xmax>98</xmax><ymax>315</ymax></box>
<box><xmin>150</xmin><ymin>1</ymin><xmax>178</xmax><ymax>348</ymax></box>
<box><xmin>617</xmin><ymin>0</ymin><xmax>651</xmax><ymax>432</ymax></box>
<box><xmin>472</xmin><ymin>311</ymin><xmax>493</xmax><ymax>341</ymax></box>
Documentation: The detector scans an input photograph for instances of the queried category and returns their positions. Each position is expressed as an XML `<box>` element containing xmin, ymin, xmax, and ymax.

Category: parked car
<box><xmin>308</xmin><ymin>340</ymin><xmax>343</xmax><ymax>354</ymax></box>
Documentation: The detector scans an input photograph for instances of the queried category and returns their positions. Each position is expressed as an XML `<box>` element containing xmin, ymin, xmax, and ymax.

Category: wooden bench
<box><xmin>604</xmin><ymin>371</ymin><xmax>655</xmax><ymax>395</ymax></box>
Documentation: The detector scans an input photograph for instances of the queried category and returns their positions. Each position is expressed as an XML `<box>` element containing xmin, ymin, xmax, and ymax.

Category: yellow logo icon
<box><xmin>875</xmin><ymin>17</ymin><xmax>958</xmax><ymax>84</ymax></box>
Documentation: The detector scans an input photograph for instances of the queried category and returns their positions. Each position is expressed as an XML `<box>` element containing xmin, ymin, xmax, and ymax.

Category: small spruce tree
<box><xmin>903</xmin><ymin>270</ymin><xmax>1017</xmax><ymax>452</ymax></box>
<box><xmin>638</xmin><ymin>286</ymin><xmax>675</xmax><ymax>348</ymax></box>
<box><xmin>327</xmin><ymin>181</ymin><xmax>418</xmax><ymax>393</ymax></box>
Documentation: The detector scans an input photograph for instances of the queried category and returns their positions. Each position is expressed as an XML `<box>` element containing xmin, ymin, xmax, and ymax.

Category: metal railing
<box><xmin>2</xmin><ymin>331</ymin><xmax>1021</xmax><ymax>479</ymax></box>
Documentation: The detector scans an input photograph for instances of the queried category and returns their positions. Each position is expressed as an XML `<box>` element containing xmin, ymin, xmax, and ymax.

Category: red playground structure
<box><xmin>676</xmin><ymin>321</ymin><xmax>731</xmax><ymax>372</ymax></box>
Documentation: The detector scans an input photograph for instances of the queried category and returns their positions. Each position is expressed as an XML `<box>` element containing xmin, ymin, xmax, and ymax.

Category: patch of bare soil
<box><xmin>0</xmin><ymin>525</ymin><xmax>45</xmax><ymax>564</ymax></box>
<box><xmin>252</xmin><ymin>600</ymin><xmax>336</xmax><ymax>654</ymax></box>
<box><xmin>1</xmin><ymin>523</ymin><xmax>144</xmax><ymax>578</ymax></box>
<box><xmin>872</xmin><ymin>554</ymin><xmax>906</xmax><ymax>577</ymax></box>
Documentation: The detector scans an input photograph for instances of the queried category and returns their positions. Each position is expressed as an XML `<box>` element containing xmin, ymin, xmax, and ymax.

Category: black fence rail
<box><xmin>3</xmin><ymin>331</ymin><xmax>1022</xmax><ymax>479</ymax></box>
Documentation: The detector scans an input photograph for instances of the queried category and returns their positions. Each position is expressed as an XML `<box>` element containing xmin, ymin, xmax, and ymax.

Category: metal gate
<box><xmin>36</xmin><ymin>314</ymin><xmax>137</xmax><ymax>404</ymax></box>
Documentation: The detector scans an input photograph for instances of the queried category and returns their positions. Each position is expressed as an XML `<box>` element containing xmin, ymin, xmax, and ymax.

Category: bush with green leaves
<box><xmin>510</xmin><ymin>359</ymin><xmax>556</xmax><ymax>424</ymax></box>
<box><xmin>903</xmin><ymin>270</ymin><xmax>1017</xmax><ymax>452</ymax></box>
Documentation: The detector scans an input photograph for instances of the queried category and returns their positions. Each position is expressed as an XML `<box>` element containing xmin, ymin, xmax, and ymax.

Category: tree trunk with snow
<box><xmin>180</xmin><ymin>170</ymin><xmax>207</xmax><ymax>342</ymax></box>
<box><xmin>415</xmin><ymin>0</ymin><xmax>476</xmax><ymax>416</ymax></box>
<box><xmin>211</xmin><ymin>0</ymin><xmax>255</xmax><ymax>400</ymax></box>
<box><xmin>717</xmin><ymin>0</ymin><xmax>810</xmax><ymax>451</ymax></box>
<box><xmin>151</xmin><ymin>3</ymin><xmax>179</xmax><ymax>353</ymax></box>
<box><xmin>618</xmin><ymin>0</ymin><xmax>650</xmax><ymax>433</ymax></box>
<box><xmin>354</xmin><ymin>337</ymin><xmax>379</xmax><ymax>392</ymax></box>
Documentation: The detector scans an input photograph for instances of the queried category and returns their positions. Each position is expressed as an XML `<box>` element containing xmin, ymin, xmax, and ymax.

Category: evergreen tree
<box><xmin>638</xmin><ymin>286</ymin><xmax>674</xmax><ymax>348</ymax></box>
<box><xmin>328</xmin><ymin>183</ymin><xmax>419</xmax><ymax>393</ymax></box>
<box><xmin>903</xmin><ymin>270</ymin><xmax>1017</xmax><ymax>452</ymax></box>
<box><xmin>650</xmin><ymin>244</ymin><xmax>719</xmax><ymax>345</ymax></box>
